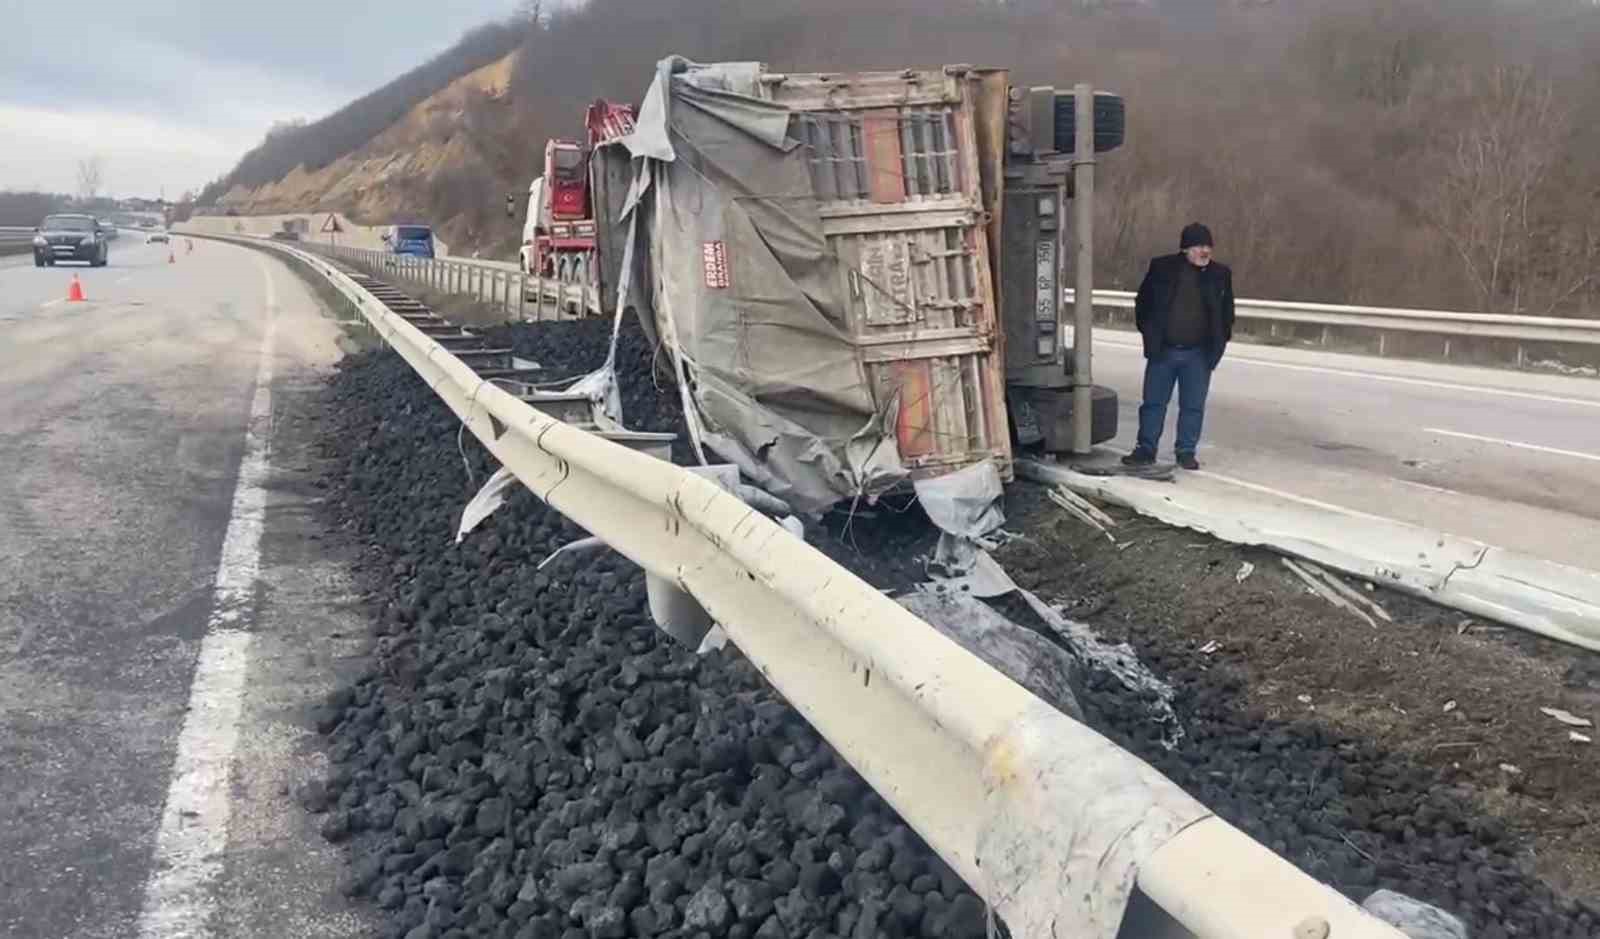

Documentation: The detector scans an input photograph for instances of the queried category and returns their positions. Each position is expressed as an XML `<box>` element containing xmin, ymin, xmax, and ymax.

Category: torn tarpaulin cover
<box><xmin>608</xmin><ymin>57</ymin><xmax>905</xmax><ymax>514</ymax></box>
<box><xmin>915</xmin><ymin>460</ymin><xmax>1008</xmax><ymax>591</ymax></box>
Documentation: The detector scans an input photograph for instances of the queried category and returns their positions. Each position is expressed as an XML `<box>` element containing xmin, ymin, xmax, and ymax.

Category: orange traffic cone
<box><xmin>67</xmin><ymin>274</ymin><xmax>85</xmax><ymax>302</ymax></box>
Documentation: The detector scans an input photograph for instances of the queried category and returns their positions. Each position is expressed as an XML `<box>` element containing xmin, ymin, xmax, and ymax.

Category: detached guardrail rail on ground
<box><xmin>207</xmin><ymin>231</ymin><xmax>1411</xmax><ymax>939</ymax></box>
<box><xmin>1068</xmin><ymin>288</ymin><xmax>1600</xmax><ymax>367</ymax></box>
<box><xmin>298</xmin><ymin>241</ymin><xmax>601</xmax><ymax>321</ymax></box>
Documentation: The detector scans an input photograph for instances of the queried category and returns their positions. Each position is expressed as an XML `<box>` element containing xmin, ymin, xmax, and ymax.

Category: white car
<box><xmin>147</xmin><ymin>231</ymin><xmax>170</xmax><ymax>244</ymax></box>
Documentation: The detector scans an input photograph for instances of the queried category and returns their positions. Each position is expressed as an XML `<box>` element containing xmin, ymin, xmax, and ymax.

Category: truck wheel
<box><xmin>1089</xmin><ymin>383</ymin><xmax>1119</xmax><ymax>445</ymax></box>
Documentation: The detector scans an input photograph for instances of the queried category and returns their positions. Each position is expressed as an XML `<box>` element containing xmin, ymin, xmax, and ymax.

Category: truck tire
<box><xmin>1088</xmin><ymin>383</ymin><xmax>1118</xmax><ymax>445</ymax></box>
<box><xmin>1053</xmin><ymin>91</ymin><xmax>1125</xmax><ymax>154</ymax></box>
<box><xmin>1005</xmin><ymin>383</ymin><xmax>1119</xmax><ymax>451</ymax></box>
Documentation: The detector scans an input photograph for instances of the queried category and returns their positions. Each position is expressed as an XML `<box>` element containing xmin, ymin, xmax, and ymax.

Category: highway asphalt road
<box><xmin>0</xmin><ymin>237</ymin><xmax>373</xmax><ymax>937</ymax></box>
<box><xmin>1087</xmin><ymin>329</ymin><xmax>1600</xmax><ymax>570</ymax></box>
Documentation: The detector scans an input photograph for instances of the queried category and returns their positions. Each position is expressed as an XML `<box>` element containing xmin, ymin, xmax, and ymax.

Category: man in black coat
<box><xmin>1122</xmin><ymin>222</ymin><xmax>1235</xmax><ymax>470</ymax></box>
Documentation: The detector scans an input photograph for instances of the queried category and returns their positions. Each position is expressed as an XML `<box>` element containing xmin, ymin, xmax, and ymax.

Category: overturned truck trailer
<box><xmin>593</xmin><ymin>58</ymin><xmax>1117</xmax><ymax>514</ymax></box>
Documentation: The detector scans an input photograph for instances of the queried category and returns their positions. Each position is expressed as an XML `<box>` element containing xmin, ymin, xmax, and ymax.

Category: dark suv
<box><xmin>33</xmin><ymin>214</ymin><xmax>109</xmax><ymax>267</ymax></box>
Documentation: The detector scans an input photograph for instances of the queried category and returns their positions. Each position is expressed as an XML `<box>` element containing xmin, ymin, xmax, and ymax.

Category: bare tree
<box><xmin>76</xmin><ymin>155</ymin><xmax>104</xmax><ymax>203</ymax></box>
<box><xmin>1423</xmin><ymin>66</ymin><xmax>1567</xmax><ymax>313</ymax></box>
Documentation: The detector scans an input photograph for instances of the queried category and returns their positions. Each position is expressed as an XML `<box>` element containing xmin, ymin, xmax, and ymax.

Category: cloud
<box><xmin>0</xmin><ymin>0</ymin><xmax>519</xmax><ymax>197</ymax></box>
<box><xmin>0</xmin><ymin>104</ymin><xmax>250</xmax><ymax>199</ymax></box>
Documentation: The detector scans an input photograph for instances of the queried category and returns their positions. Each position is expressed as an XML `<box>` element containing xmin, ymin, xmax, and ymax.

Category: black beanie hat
<box><xmin>1180</xmin><ymin>222</ymin><xmax>1214</xmax><ymax>250</ymax></box>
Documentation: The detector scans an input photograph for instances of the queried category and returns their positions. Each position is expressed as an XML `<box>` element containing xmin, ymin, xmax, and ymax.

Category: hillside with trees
<box><xmin>202</xmin><ymin>0</ymin><xmax>1600</xmax><ymax>316</ymax></box>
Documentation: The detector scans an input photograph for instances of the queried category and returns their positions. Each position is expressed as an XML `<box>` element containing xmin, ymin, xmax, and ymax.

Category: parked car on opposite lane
<box><xmin>33</xmin><ymin>214</ymin><xmax>109</xmax><ymax>267</ymax></box>
<box><xmin>147</xmin><ymin>230</ymin><xmax>170</xmax><ymax>245</ymax></box>
<box><xmin>99</xmin><ymin>219</ymin><xmax>119</xmax><ymax>240</ymax></box>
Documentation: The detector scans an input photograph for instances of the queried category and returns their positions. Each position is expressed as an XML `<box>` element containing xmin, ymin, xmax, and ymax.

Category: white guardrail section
<box><xmin>1067</xmin><ymin>288</ymin><xmax>1600</xmax><ymax>361</ymax></box>
<box><xmin>298</xmin><ymin>240</ymin><xmax>602</xmax><ymax>320</ymax></box>
<box><xmin>232</xmin><ymin>234</ymin><xmax>1406</xmax><ymax>939</ymax></box>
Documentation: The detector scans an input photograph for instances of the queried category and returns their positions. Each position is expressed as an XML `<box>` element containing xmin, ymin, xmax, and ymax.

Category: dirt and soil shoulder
<box><xmin>996</xmin><ymin>483</ymin><xmax>1600</xmax><ymax>911</ymax></box>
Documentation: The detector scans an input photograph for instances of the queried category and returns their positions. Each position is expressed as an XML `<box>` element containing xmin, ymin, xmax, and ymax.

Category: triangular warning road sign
<box><xmin>320</xmin><ymin>213</ymin><xmax>343</xmax><ymax>233</ymax></box>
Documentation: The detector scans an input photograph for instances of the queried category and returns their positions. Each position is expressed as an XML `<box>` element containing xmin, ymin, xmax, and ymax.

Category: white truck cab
<box><xmin>518</xmin><ymin>176</ymin><xmax>548</xmax><ymax>275</ymax></box>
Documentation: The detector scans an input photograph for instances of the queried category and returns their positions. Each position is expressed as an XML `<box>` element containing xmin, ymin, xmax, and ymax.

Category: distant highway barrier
<box><xmin>289</xmin><ymin>240</ymin><xmax>599</xmax><ymax>321</ymax></box>
<box><xmin>1</xmin><ymin>226</ymin><xmax>37</xmax><ymax>257</ymax></box>
<box><xmin>1068</xmin><ymin>288</ymin><xmax>1600</xmax><ymax>370</ymax></box>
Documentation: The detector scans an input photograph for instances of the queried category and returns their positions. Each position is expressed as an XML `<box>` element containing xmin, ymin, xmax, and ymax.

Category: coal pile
<box><xmin>484</xmin><ymin>315</ymin><xmax>688</xmax><ymax>444</ymax></box>
<box><xmin>308</xmin><ymin>347</ymin><xmax>997</xmax><ymax>939</ymax></box>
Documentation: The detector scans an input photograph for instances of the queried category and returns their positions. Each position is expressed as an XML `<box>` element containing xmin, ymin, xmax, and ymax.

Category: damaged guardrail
<box><xmin>1022</xmin><ymin>460</ymin><xmax>1600</xmax><ymax>653</ymax></box>
<box><xmin>224</xmin><ymin>232</ymin><xmax>1409</xmax><ymax>939</ymax></box>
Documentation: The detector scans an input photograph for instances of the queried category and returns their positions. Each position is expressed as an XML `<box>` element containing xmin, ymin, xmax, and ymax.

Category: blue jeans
<box><xmin>1136</xmin><ymin>345</ymin><xmax>1212</xmax><ymax>457</ymax></box>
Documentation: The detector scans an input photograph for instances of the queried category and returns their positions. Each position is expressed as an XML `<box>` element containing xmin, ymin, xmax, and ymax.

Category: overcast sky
<box><xmin>1</xmin><ymin>1</ymin><xmax>520</xmax><ymax>199</ymax></box>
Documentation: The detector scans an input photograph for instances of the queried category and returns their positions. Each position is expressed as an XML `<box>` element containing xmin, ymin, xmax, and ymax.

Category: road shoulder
<box><xmin>206</xmin><ymin>252</ymin><xmax>380</xmax><ymax>937</ymax></box>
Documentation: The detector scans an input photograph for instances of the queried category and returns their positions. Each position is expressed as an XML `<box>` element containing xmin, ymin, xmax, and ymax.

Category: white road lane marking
<box><xmin>1424</xmin><ymin>427</ymin><xmax>1600</xmax><ymax>464</ymax></box>
<box><xmin>1394</xmin><ymin>477</ymin><xmax>1463</xmax><ymax>497</ymax></box>
<box><xmin>41</xmin><ymin>298</ymin><xmax>65</xmax><ymax>308</ymax></box>
<box><xmin>1095</xmin><ymin>336</ymin><xmax>1600</xmax><ymax>410</ymax></box>
<box><xmin>137</xmin><ymin>255</ymin><xmax>277</xmax><ymax>938</ymax></box>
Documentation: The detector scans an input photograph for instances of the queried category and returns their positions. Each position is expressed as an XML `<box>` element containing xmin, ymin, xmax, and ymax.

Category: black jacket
<box><xmin>1134</xmin><ymin>253</ymin><xmax>1235</xmax><ymax>369</ymax></box>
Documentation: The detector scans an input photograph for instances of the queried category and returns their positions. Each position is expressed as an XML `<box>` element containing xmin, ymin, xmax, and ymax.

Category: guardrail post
<box><xmin>1378</xmin><ymin>333</ymin><xmax>1386</xmax><ymax>357</ymax></box>
<box><xmin>1443</xmin><ymin>338</ymin><xmax>1452</xmax><ymax>360</ymax></box>
<box><xmin>1516</xmin><ymin>343</ymin><xmax>1525</xmax><ymax>368</ymax></box>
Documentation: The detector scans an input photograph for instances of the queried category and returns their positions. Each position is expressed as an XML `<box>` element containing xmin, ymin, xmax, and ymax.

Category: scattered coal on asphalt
<box><xmin>309</xmin><ymin>308</ymin><xmax>1596</xmax><ymax>938</ymax></box>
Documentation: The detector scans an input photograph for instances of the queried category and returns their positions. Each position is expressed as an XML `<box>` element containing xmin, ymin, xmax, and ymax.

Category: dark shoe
<box><xmin>1121</xmin><ymin>449</ymin><xmax>1155</xmax><ymax>467</ymax></box>
<box><xmin>1177</xmin><ymin>453</ymin><xmax>1200</xmax><ymax>470</ymax></box>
